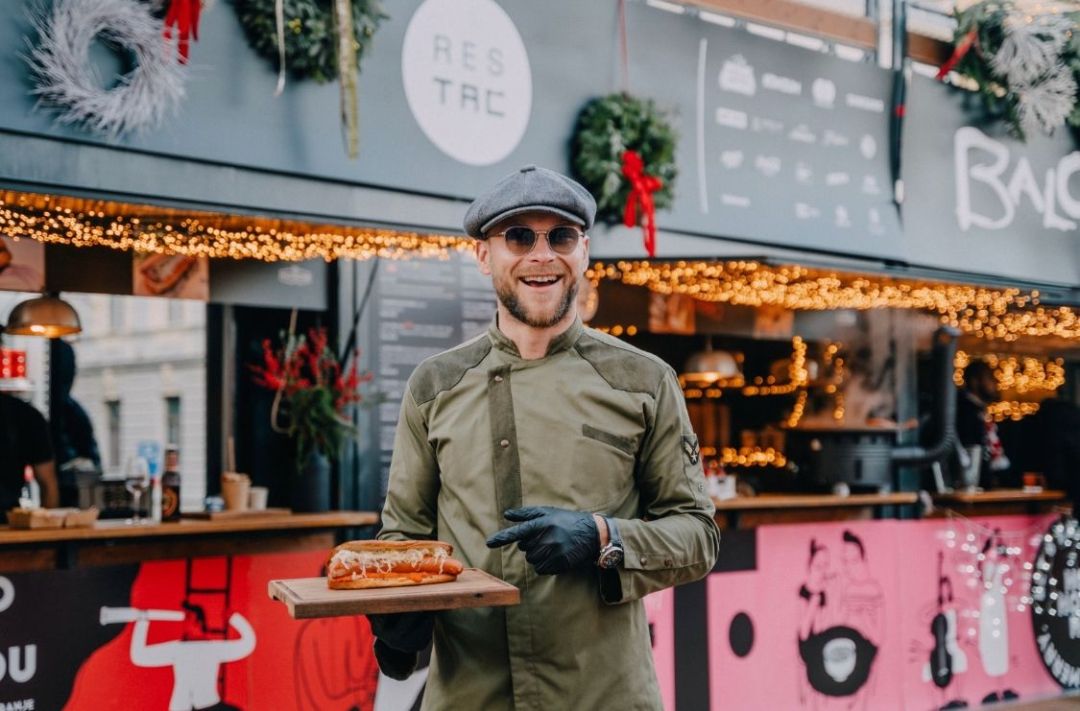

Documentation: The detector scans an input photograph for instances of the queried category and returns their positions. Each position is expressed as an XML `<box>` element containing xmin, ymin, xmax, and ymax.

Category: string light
<box><xmin>0</xmin><ymin>190</ymin><xmax>471</xmax><ymax>262</ymax></box>
<box><xmin>955</xmin><ymin>351</ymin><xmax>1066</xmax><ymax>394</ymax></box>
<box><xmin>701</xmin><ymin>446</ymin><xmax>788</xmax><ymax>468</ymax></box>
<box><xmin>588</xmin><ymin>260</ymin><xmax>1080</xmax><ymax>341</ymax></box>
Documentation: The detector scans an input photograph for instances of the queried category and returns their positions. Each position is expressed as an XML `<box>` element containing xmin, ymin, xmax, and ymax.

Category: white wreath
<box><xmin>28</xmin><ymin>0</ymin><xmax>186</xmax><ymax>137</ymax></box>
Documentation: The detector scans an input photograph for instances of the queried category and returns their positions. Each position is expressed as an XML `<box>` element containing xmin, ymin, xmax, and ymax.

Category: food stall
<box><xmin>0</xmin><ymin>0</ymin><xmax>1076</xmax><ymax>709</ymax></box>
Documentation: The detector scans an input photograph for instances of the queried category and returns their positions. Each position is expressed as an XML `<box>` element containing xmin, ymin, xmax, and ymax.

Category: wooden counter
<box><xmin>0</xmin><ymin>510</ymin><xmax>378</xmax><ymax>572</ymax></box>
<box><xmin>929</xmin><ymin>489</ymin><xmax>1068</xmax><ymax>518</ymax></box>
<box><xmin>712</xmin><ymin>492</ymin><xmax>918</xmax><ymax>529</ymax></box>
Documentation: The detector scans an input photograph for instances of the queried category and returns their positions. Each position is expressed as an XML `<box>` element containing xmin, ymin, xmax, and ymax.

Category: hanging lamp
<box><xmin>4</xmin><ymin>292</ymin><xmax>82</xmax><ymax>338</ymax></box>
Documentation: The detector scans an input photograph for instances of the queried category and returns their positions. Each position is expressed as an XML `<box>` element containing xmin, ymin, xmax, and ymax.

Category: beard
<box><xmin>494</xmin><ymin>273</ymin><xmax>579</xmax><ymax>329</ymax></box>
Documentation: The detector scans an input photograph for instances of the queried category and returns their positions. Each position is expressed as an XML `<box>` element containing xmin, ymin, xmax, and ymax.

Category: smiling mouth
<box><xmin>519</xmin><ymin>274</ymin><xmax>563</xmax><ymax>288</ymax></box>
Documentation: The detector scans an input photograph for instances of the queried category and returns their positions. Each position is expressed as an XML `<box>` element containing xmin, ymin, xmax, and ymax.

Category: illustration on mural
<box><xmin>101</xmin><ymin>605</ymin><xmax>256</xmax><ymax>711</ymax></box>
<box><xmin>797</xmin><ymin>530</ymin><xmax>882</xmax><ymax>708</ymax></box>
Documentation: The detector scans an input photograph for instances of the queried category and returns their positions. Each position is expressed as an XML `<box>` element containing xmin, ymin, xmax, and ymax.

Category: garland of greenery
<box><xmin>232</xmin><ymin>0</ymin><xmax>386</xmax><ymax>84</ymax></box>
<box><xmin>571</xmin><ymin>93</ymin><xmax>678</xmax><ymax>225</ymax></box>
<box><xmin>943</xmin><ymin>1</ymin><xmax>1080</xmax><ymax>139</ymax></box>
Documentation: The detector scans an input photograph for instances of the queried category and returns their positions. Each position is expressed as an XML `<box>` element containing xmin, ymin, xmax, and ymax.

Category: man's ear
<box><xmin>580</xmin><ymin>235</ymin><xmax>590</xmax><ymax>275</ymax></box>
<box><xmin>475</xmin><ymin>240</ymin><xmax>492</xmax><ymax>276</ymax></box>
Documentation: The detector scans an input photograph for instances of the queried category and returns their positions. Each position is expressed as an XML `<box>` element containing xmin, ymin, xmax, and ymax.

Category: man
<box><xmin>0</xmin><ymin>390</ymin><xmax>59</xmax><ymax>519</ymax></box>
<box><xmin>50</xmin><ymin>339</ymin><xmax>101</xmax><ymax>507</ymax></box>
<box><xmin>956</xmin><ymin>359</ymin><xmax>1010</xmax><ymax>486</ymax></box>
<box><xmin>371</xmin><ymin>165</ymin><xmax>720</xmax><ymax>709</ymax></box>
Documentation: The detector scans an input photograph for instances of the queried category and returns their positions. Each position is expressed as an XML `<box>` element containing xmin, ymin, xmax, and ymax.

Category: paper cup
<box><xmin>221</xmin><ymin>474</ymin><xmax>250</xmax><ymax>511</ymax></box>
<box><xmin>248</xmin><ymin>486</ymin><xmax>269</xmax><ymax>511</ymax></box>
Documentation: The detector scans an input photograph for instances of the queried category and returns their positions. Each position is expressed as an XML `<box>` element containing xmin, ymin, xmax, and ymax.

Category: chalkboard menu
<box><xmin>626</xmin><ymin>2</ymin><xmax>903</xmax><ymax>260</ymax></box>
<box><xmin>373</xmin><ymin>253</ymin><xmax>496</xmax><ymax>493</ymax></box>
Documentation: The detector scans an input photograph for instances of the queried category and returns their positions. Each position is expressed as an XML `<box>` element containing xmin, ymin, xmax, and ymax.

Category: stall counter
<box><xmin>0</xmin><ymin>510</ymin><xmax>378</xmax><ymax>572</ymax></box>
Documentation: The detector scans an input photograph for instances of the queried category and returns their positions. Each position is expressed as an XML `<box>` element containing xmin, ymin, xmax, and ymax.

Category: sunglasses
<box><xmin>487</xmin><ymin>226</ymin><xmax>583</xmax><ymax>256</ymax></box>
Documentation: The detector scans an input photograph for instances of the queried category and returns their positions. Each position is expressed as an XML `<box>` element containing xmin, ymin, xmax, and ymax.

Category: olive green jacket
<box><xmin>379</xmin><ymin>318</ymin><xmax>720</xmax><ymax>710</ymax></box>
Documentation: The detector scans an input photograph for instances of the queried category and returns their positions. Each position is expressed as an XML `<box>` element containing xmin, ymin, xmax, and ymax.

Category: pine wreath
<box><xmin>942</xmin><ymin>1</ymin><xmax>1080</xmax><ymax>139</ymax></box>
<box><xmin>571</xmin><ymin>93</ymin><xmax>678</xmax><ymax>224</ymax></box>
<box><xmin>232</xmin><ymin>0</ymin><xmax>386</xmax><ymax>84</ymax></box>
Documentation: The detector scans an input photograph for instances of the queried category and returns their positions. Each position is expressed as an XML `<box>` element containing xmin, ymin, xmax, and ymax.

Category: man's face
<box><xmin>475</xmin><ymin>212</ymin><xmax>589</xmax><ymax>329</ymax></box>
<box><xmin>974</xmin><ymin>370</ymin><xmax>1000</xmax><ymax>402</ymax></box>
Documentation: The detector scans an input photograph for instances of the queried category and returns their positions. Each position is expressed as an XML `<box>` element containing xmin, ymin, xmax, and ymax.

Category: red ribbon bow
<box><xmin>935</xmin><ymin>30</ymin><xmax>977</xmax><ymax>81</ymax></box>
<box><xmin>621</xmin><ymin>150</ymin><xmax>662</xmax><ymax>258</ymax></box>
<box><xmin>163</xmin><ymin>0</ymin><xmax>203</xmax><ymax>64</ymax></box>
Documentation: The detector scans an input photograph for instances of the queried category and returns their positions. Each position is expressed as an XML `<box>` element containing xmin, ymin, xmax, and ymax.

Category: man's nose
<box><xmin>528</xmin><ymin>234</ymin><xmax>558</xmax><ymax>260</ymax></box>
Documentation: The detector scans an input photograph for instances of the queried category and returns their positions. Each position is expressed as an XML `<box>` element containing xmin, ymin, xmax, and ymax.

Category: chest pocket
<box><xmin>571</xmin><ymin>424</ymin><xmax>638</xmax><ymax>511</ymax></box>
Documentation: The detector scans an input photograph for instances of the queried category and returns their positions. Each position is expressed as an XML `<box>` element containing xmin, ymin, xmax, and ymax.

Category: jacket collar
<box><xmin>488</xmin><ymin>315</ymin><xmax>584</xmax><ymax>359</ymax></box>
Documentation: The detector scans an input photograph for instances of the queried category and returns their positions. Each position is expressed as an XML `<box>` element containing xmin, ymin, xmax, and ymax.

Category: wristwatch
<box><xmin>596</xmin><ymin>516</ymin><xmax>624</xmax><ymax>569</ymax></box>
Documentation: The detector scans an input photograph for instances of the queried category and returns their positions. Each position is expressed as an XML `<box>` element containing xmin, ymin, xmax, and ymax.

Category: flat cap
<box><xmin>463</xmin><ymin>165</ymin><xmax>597</xmax><ymax>238</ymax></box>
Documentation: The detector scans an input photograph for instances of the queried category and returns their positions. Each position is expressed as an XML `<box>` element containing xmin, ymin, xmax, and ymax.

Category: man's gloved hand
<box><xmin>368</xmin><ymin>611</ymin><xmax>434</xmax><ymax>653</ymax></box>
<box><xmin>367</xmin><ymin>611</ymin><xmax>434</xmax><ymax>681</ymax></box>
<box><xmin>485</xmin><ymin>506</ymin><xmax>600</xmax><ymax>575</ymax></box>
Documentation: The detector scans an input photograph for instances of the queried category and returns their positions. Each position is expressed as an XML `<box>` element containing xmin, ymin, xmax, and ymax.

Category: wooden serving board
<box><xmin>183</xmin><ymin>508</ymin><xmax>292</xmax><ymax>520</ymax></box>
<box><xmin>268</xmin><ymin>568</ymin><xmax>520</xmax><ymax>619</ymax></box>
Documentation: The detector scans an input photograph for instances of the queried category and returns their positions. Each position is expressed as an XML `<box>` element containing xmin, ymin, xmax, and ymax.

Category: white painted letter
<box><xmin>955</xmin><ymin>127</ymin><xmax>1014</xmax><ymax>230</ymax></box>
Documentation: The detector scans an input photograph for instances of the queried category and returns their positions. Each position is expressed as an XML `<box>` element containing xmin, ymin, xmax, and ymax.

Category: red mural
<box><xmin>61</xmin><ymin>551</ymin><xmax>379</xmax><ymax>711</ymax></box>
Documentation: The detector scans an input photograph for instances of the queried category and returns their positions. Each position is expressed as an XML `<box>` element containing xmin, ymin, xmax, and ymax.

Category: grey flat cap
<box><xmin>463</xmin><ymin>165</ymin><xmax>597</xmax><ymax>238</ymax></box>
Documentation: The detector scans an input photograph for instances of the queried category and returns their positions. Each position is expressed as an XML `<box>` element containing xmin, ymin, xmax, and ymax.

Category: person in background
<box><xmin>0</xmin><ymin>389</ymin><xmax>59</xmax><ymax>518</ymax></box>
<box><xmin>50</xmin><ymin>338</ymin><xmax>101</xmax><ymax>507</ymax></box>
<box><xmin>956</xmin><ymin>359</ymin><xmax>1011</xmax><ymax>488</ymax></box>
<box><xmin>369</xmin><ymin>165</ymin><xmax>720</xmax><ymax>710</ymax></box>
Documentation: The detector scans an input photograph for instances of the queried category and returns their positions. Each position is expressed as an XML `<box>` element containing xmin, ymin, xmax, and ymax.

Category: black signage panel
<box><xmin>902</xmin><ymin>76</ymin><xmax>1080</xmax><ymax>287</ymax></box>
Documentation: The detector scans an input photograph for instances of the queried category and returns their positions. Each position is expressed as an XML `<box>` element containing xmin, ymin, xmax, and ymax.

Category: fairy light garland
<box><xmin>588</xmin><ymin>260</ymin><xmax>1079</xmax><ymax>342</ymax></box>
<box><xmin>700</xmin><ymin>445</ymin><xmax>788</xmax><ymax>468</ymax></box>
<box><xmin>0</xmin><ymin>191</ymin><xmax>471</xmax><ymax>262</ymax></box>
<box><xmin>953</xmin><ymin>350</ymin><xmax>1065</xmax><ymax>421</ymax></box>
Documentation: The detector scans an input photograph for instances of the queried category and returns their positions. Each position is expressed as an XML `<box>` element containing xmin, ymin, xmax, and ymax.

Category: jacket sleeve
<box><xmin>603</xmin><ymin>368</ymin><xmax>720</xmax><ymax>604</ymax></box>
<box><xmin>378</xmin><ymin>384</ymin><xmax>440</xmax><ymax>542</ymax></box>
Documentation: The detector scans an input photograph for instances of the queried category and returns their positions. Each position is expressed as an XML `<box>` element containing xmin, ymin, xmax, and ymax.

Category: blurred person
<box><xmin>0</xmin><ymin>388</ymin><xmax>59</xmax><ymax>518</ymax></box>
<box><xmin>956</xmin><ymin>359</ymin><xmax>1010</xmax><ymax>487</ymax></box>
<box><xmin>50</xmin><ymin>338</ymin><xmax>101</xmax><ymax>506</ymax></box>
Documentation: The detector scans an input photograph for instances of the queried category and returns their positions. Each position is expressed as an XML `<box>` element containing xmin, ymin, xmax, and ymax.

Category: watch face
<box><xmin>598</xmin><ymin>546</ymin><xmax>624</xmax><ymax>569</ymax></box>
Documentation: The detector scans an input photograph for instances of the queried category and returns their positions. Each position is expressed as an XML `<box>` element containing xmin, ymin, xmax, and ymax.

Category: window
<box><xmin>109</xmin><ymin>297</ymin><xmax>125</xmax><ymax>332</ymax></box>
<box><xmin>165</xmin><ymin>396</ymin><xmax>181</xmax><ymax>448</ymax></box>
<box><xmin>106</xmin><ymin>400</ymin><xmax>121</xmax><ymax>469</ymax></box>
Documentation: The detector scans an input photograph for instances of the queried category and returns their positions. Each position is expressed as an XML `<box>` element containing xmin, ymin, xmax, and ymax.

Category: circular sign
<box><xmin>1031</xmin><ymin>516</ymin><xmax>1080</xmax><ymax>688</ymax></box>
<box><xmin>401</xmin><ymin>0</ymin><xmax>532</xmax><ymax>166</ymax></box>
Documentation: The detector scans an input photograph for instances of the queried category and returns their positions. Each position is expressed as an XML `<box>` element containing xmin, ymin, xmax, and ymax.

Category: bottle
<box><xmin>162</xmin><ymin>446</ymin><xmax>182</xmax><ymax>522</ymax></box>
<box><xmin>20</xmin><ymin>465</ymin><xmax>40</xmax><ymax>508</ymax></box>
<box><xmin>149</xmin><ymin>471</ymin><xmax>162</xmax><ymax>524</ymax></box>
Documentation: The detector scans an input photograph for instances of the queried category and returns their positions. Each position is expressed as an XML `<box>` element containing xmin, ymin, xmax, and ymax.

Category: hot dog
<box><xmin>326</xmin><ymin>540</ymin><xmax>464</xmax><ymax>590</ymax></box>
<box><xmin>138</xmin><ymin>253</ymin><xmax>196</xmax><ymax>295</ymax></box>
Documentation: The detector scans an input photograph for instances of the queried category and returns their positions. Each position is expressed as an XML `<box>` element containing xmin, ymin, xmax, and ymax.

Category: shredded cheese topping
<box><xmin>329</xmin><ymin>546</ymin><xmax>449</xmax><ymax>579</ymax></box>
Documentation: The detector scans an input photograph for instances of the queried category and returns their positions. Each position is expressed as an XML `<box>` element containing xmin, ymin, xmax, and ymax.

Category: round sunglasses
<box><xmin>487</xmin><ymin>225</ymin><xmax>583</xmax><ymax>256</ymax></box>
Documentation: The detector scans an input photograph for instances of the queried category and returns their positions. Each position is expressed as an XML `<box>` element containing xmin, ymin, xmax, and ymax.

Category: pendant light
<box><xmin>4</xmin><ymin>292</ymin><xmax>82</xmax><ymax>338</ymax></box>
<box><xmin>682</xmin><ymin>337</ymin><xmax>743</xmax><ymax>388</ymax></box>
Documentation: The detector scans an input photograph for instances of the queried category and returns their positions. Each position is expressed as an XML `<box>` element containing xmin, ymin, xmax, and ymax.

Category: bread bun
<box><xmin>328</xmin><ymin>573</ymin><xmax>457</xmax><ymax>590</ymax></box>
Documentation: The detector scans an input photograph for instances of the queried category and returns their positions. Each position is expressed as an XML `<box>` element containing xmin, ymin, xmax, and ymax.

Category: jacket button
<box><xmin>640</xmin><ymin>556</ymin><xmax>648</xmax><ymax>566</ymax></box>
<box><xmin>494</xmin><ymin>375</ymin><xmax>504</xmax><ymax>382</ymax></box>
<box><xmin>500</xmin><ymin>439</ymin><xmax>510</xmax><ymax>447</ymax></box>
<box><xmin>665</xmin><ymin>558</ymin><xmax>674</xmax><ymax>568</ymax></box>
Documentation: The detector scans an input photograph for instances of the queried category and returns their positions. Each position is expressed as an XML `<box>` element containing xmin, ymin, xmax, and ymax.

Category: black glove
<box><xmin>368</xmin><ymin>611</ymin><xmax>434</xmax><ymax>681</ymax></box>
<box><xmin>485</xmin><ymin>506</ymin><xmax>600</xmax><ymax>575</ymax></box>
<box><xmin>373</xmin><ymin>638</ymin><xmax>419</xmax><ymax>681</ymax></box>
<box><xmin>367</xmin><ymin>611</ymin><xmax>434</xmax><ymax>653</ymax></box>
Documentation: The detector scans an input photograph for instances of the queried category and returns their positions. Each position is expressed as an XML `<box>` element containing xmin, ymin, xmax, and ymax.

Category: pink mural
<box><xmin>646</xmin><ymin>589</ymin><xmax>676</xmax><ymax>710</ymax></box>
<box><xmin>702</xmin><ymin>515</ymin><xmax>1063</xmax><ymax>711</ymax></box>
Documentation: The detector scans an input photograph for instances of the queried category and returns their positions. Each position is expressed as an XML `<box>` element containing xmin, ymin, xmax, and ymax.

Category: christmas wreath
<box><xmin>27</xmin><ymin>0</ymin><xmax>187</xmax><ymax>137</ymax></box>
<box><xmin>571</xmin><ymin>93</ymin><xmax>678</xmax><ymax>257</ymax></box>
<box><xmin>232</xmin><ymin>0</ymin><xmax>386</xmax><ymax>84</ymax></box>
<box><xmin>939</xmin><ymin>1</ymin><xmax>1080</xmax><ymax>139</ymax></box>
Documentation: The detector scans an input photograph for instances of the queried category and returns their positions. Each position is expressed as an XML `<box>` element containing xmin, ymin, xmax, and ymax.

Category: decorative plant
<box><xmin>571</xmin><ymin>93</ymin><xmax>678</xmax><ymax>257</ymax></box>
<box><xmin>940</xmin><ymin>1</ymin><xmax>1080</xmax><ymax>139</ymax></box>
<box><xmin>250</xmin><ymin>326</ymin><xmax>370</xmax><ymax>469</ymax></box>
